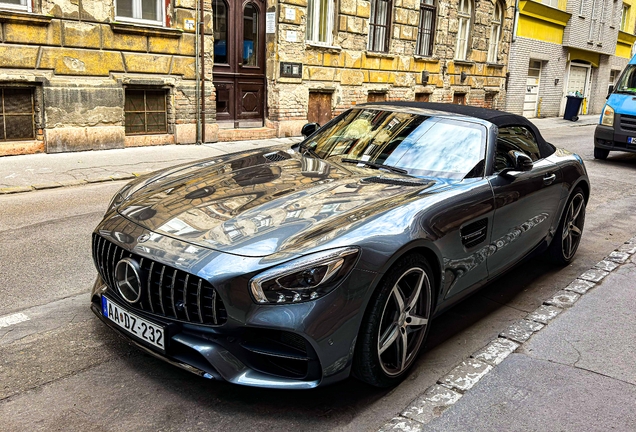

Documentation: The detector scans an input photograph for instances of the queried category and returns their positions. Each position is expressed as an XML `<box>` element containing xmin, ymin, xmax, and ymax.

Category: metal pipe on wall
<box><xmin>200</xmin><ymin>0</ymin><xmax>206</xmax><ymax>143</ymax></box>
<box><xmin>195</xmin><ymin>0</ymin><xmax>201</xmax><ymax>144</ymax></box>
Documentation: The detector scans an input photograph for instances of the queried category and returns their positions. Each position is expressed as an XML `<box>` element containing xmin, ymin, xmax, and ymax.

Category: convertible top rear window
<box><xmin>306</xmin><ymin>109</ymin><xmax>487</xmax><ymax>179</ymax></box>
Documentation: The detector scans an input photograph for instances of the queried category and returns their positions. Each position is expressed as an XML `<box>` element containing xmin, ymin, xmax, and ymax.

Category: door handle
<box><xmin>543</xmin><ymin>173</ymin><xmax>556</xmax><ymax>185</ymax></box>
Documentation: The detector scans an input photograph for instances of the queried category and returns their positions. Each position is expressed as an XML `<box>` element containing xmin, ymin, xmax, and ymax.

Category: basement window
<box><xmin>124</xmin><ymin>89</ymin><xmax>168</xmax><ymax>135</ymax></box>
<box><xmin>0</xmin><ymin>0</ymin><xmax>31</xmax><ymax>12</ymax></box>
<box><xmin>115</xmin><ymin>0</ymin><xmax>165</xmax><ymax>26</ymax></box>
<box><xmin>0</xmin><ymin>88</ymin><xmax>35</xmax><ymax>141</ymax></box>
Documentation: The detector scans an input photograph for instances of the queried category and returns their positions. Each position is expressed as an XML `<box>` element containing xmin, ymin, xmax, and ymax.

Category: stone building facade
<box><xmin>262</xmin><ymin>0</ymin><xmax>515</xmax><ymax>136</ymax></box>
<box><xmin>506</xmin><ymin>0</ymin><xmax>636</xmax><ymax>118</ymax></box>
<box><xmin>0</xmin><ymin>0</ymin><xmax>215</xmax><ymax>156</ymax></box>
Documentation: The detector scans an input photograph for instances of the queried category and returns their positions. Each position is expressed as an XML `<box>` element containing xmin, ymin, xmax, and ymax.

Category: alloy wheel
<box><xmin>562</xmin><ymin>192</ymin><xmax>585</xmax><ymax>261</ymax></box>
<box><xmin>377</xmin><ymin>267</ymin><xmax>431</xmax><ymax>376</ymax></box>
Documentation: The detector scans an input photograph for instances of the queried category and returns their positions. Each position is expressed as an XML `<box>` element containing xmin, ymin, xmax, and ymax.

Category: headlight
<box><xmin>250</xmin><ymin>247</ymin><xmax>359</xmax><ymax>304</ymax></box>
<box><xmin>601</xmin><ymin>105</ymin><xmax>614</xmax><ymax>127</ymax></box>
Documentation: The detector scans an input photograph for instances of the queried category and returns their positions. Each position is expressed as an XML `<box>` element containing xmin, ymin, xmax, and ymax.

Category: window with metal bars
<box><xmin>124</xmin><ymin>89</ymin><xmax>168</xmax><ymax>135</ymax></box>
<box><xmin>0</xmin><ymin>88</ymin><xmax>35</xmax><ymax>141</ymax></box>
<box><xmin>416</xmin><ymin>0</ymin><xmax>436</xmax><ymax>57</ymax></box>
<box><xmin>368</xmin><ymin>0</ymin><xmax>393</xmax><ymax>52</ymax></box>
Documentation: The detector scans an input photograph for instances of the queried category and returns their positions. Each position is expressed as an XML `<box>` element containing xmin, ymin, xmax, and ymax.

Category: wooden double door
<box><xmin>212</xmin><ymin>0</ymin><xmax>266</xmax><ymax>128</ymax></box>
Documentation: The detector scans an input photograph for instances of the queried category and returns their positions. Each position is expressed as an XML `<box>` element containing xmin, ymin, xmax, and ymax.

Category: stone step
<box><xmin>217</xmin><ymin>127</ymin><xmax>277</xmax><ymax>142</ymax></box>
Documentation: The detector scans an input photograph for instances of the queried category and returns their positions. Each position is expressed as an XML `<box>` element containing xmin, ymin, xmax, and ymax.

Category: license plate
<box><xmin>628</xmin><ymin>137</ymin><xmax>636</xmax><ymax>144</ymax></box>
<box><xmin>102</xmin><ymin>296</ymin><xmax>166</xmax><ymax>352</ymax></box>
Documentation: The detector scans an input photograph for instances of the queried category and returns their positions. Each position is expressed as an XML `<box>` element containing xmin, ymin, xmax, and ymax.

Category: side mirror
<box><xmin>607</xmin><ymin>85</ymin><xmax>614</xmax><ymax>99</ymax></box>
<box><xmin>301</xmin><ymin>122</ymin><xmax>320</xmax><ymax>137</ymax></box>
<box><xmin>501</xmin><ymin>150</ymin><xmax>533</xmax><ymax>177</ymax></box>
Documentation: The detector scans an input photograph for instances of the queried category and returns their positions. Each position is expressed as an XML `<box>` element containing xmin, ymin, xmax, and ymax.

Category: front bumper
<box><xmin>595</xmin><ymin>122</ymin><xmax>636</xmax><ymax>153</ymax></box>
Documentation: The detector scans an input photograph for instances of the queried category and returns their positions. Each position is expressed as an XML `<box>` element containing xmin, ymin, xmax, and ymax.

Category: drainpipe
<box><xmin>200</xmin><ymin>0</ymin><xmax>206</xmax><ymax>143</ymax></box>
<box><xmin>513</xmin><ymin>0</ymin><xmax>519</xmax><ymax>42</ymax></box>
<box><xmin>195</xmin><ymin>0</ymin><xmax>201</xmax><ymax>144</ymax></box>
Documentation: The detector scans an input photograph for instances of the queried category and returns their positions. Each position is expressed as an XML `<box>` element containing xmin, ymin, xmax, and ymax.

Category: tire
<box><xmin>353</xmin><ymin>254</ymin><xmax>434</xmax><ymax>387</ymax></box>
<box><xmin>547</xmin><ymin>188</ymin><xmax>586</xmax><ymax>265</ymax></box>
<box><xmin>594</xmin><ymin>147</ymin><xmax>609</xmax><ymax>160</ymax></box>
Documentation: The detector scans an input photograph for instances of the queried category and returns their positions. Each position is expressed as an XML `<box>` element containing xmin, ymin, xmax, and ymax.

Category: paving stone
<box><xmin>438</xmin><ymin>358</ymin><xmax>493</xmax><ymax>392</ymax></box>
<box><xmin>472</xmin><ymin>338</ymin><xmax>520</xmax><ymax>367</ymax></box>
<box><xmin>564</xmin><ymin>279</ymin><xmax>596</xmax><ymax>294</ymax></box>
<box><xmin>594</xmin><ymin>260</ymin><xmax>620</xmax><ymax>272</ymax></box>
<box><xmin>378</xmin><ymin>416</ymin><xmax>424</xmax><ymax>432</ymax></box>
<box><xmin>32</xmin><ymin>182</ymin><xmax>63</xmax><ymax>190</ymax></box>
<box><xmin>109</xmin><ymin>173</ymin><xmax>135</xmax><ymax>181</ymax></box>
<box><xmin>617</xmin><ymin>242</ymin><xmax>636</xmax><ymax>254</ymax></box>
<box><xmin>0</xmin><ymin>186</ymin><xmax>33</xmax><ymax>194</ymax></box>
<box><xmin>607</xmin><ymin>251</ymin><xmax>630</xmax><ymax>264</ymax></box>
<box><xmin>59</xmin><ymin>179</ymin><xmax>88</xmax><ymax>187</ymax></box>
<box><xmin>499</xmin><ymin>319</ymin><xmax>544</xmax><ymax>343</ymax></box>
<box><xmin>579</xmin><ymin>268</ymin><xmax>609</xmax><ymax>283</ymax></box>
<box><xmin>545</xmin><ymin>290</ymin><xmax>581</xmax><ymax>308</ymax></box>
<box><xmin>86</xmin><ymin>177</ymin><xmax>114</xmax><ymax>184</ymax></box>
<box><xmin>527</xmin><ymin>305</ymin><xmax>562</xmax><ymax>324</ymax></box>
<box><xmin>401</xmin><ymin>385</ymin><xmax>462</xmax><ymax>424</ymax></box>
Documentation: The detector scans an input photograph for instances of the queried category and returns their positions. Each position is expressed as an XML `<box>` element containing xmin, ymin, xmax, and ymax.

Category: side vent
<box><xmin>461</xmin><ymin>218</ymin><xmax>488</xmax><ymax>248</ymax></box>
<box><xmin>263</xmin><ymin>151</ymin><xmax>291</xmax><ymax>162</ymax></box>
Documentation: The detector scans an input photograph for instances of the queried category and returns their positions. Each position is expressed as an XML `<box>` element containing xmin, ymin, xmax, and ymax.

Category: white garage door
<box><xmin>523</xmin><ymin>60</ymin><xmax>542</xmax><ymax>118</ymax></box>
<box><xmin>567</xmin><ymin>65</ymin><xmax>588</xmax><ymax>94</ymax></box>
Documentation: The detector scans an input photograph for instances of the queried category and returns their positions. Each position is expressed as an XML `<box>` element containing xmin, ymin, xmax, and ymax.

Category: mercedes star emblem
<box><xmin>114</xmin><ymin>258</ymin><xmax>143</xmax><ymax>304</ymax></box>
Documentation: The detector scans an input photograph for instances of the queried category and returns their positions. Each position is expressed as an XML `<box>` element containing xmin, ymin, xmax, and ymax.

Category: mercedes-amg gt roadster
<box><xmin>90</xmin><ymin>102</ymin><xmax>589</xmax><ymax>389</ymax></box>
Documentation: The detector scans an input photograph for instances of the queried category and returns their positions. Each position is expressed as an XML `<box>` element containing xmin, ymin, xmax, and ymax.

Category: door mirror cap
<box><xmin>500</xmin><ymin>150</ymin><xmax>533</xmax><ymax>177</ymax></box>
<box><xmin>607</xmin><ymin>85</ymin><xmax>614</xmax><ymax>99</ymax></box>
<box><xmin>301</xmin><ymin>122</ymin><xmax>320</xmax><ymax>137</ymax></box>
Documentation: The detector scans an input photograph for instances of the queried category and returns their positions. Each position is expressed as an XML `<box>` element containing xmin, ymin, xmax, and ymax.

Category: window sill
<box><xmin>111</xmin><ymin>22</ymin><xmax>183</xmax><ymax>39</ymax></box>
<box><xmin>453</xmin><ymin>59</ymin><xmax>475</xmax><ymax>66</ymax></box>
<box><xmin>364</xmin><ymin>51</ymin><xmax>395</xmax><ymax>59</ymax></box>
<box><xmin>305</xmin><ymin>42</ymin><xmax>341</xmax><ymax>52</ymax></box>
<box><xmin>486</xmin><ymin>63</ymin><xmax>505</xmax><ymax>69</ymax></box>
<box><xmin>413</xmin><ymin>55</ymin><xmax>440</xmax><ymax>62</ymax></box>
<box><xmin>0</xmin><ymin>10</ymin><xmax>52</xmax><ymax>26</ymax></box>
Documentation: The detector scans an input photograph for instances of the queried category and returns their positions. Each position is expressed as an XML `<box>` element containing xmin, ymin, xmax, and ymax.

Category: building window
<box><xmin>368</xmin><ymin>0</ymin><xmax>392</xmax><ymax>52</ymax></box>
<box><xmin>487</xmin><ymin>2</ymin><xmax>503</xmax><ymax>63</ymax></box>
<box><xmin>307</xmin><ymin>0</ymin><xmax>335</xmax><ymax>45</ymax></box>
<box><xmin>0</xmin><ymin>88</ymin><xmax>35</xmax><ymax>141</ymax></box>
<box><xmin>213</xmin><ymin>0</ymin><xmax>229</xmax><ymax>64</ymax></box>
<box><xmin>540</xmin><ymin>0</ymin><xmax>559</xmax><ymax>7</ymax></box>
<box><xmin>368</xmin><ymin>92</ymin><xmax>388</xmax><ymax>102</ymax></box>
<box><xmin>125</xmin><ymin>89</ymin><xmax>168</xmax><ymax>135</ymax></box>
<box><xmin>115</xmin><ymin>0</ymin><xmax>164</xmax><ymax>26</ymax></box>
<box><xmin>621</xmin><ymin>3</ymin><xmax>629</xmax><ymax>31</ymax></box>
<box><xmin>453</xmin><ymin>93</ymin><xmax>466</xmax><ymax>105</ymax></box>
<box><xmin>415</xmin><ymin>93</ymin><xmax>430</xmax><ymax>102</ymax></box>
<box><xmin>0</xmin><ymin>0</ymin><xmax>31</xmax><ymax>12</ymax></box>
<box><xmin>416</xmin><ymin>0</ymin><xmax>436</xmax><ymax>56</ymax></box>
<box><xmin>455</xmin><ymin>0</ymin><xmax>472</xmax><ymax>60</ymax></box>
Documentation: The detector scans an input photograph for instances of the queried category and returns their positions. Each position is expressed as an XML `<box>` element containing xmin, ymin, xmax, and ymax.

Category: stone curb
<box><xmin>0</xmin><ymin>174</ymin><xmax>137</xmax><ymax>195</ymax></box>
<box><xmin>379</xmin><ymin>236</ymin><xmax>636</xmax><ymax>431</ymax></box>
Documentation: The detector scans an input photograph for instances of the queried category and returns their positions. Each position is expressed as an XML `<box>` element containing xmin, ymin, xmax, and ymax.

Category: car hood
<box><xmin>117</xmin><ymin>147</ymin><xmax>450</xmax><ymax>257</ymax></box>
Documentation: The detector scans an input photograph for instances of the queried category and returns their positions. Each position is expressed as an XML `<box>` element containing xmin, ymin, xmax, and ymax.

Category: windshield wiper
<box><xmin>340</xmin><ymin>158</ymin><xmax>408</xmax><ymax>174</ymax></box>
<box><xmin>296</xmin><ymin>141</ymin><xmax>320</xmax><ymax>158</ymax></box>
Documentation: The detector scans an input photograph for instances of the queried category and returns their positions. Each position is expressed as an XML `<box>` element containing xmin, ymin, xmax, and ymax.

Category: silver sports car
<box><xmin>90</xmin><ymin>102</ymin><xmax>589</xmax><ymax>388</ymax></box>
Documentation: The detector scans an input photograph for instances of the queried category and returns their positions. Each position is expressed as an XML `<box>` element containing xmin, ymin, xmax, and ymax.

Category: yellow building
<box><xmin>506</xmin><ymin>0</ymin><xmax>636</xmax><ymax>118</ymax></box>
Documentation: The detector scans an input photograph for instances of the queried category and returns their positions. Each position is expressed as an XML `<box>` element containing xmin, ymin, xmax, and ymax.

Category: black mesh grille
<box><xmin>92</xmin><ymin>234</ymin><xmax>227</xmax><ymax>326</ymax></box>
<box><xmin>620</xmin><ymin>114</ymin><xmax>636</xmax><ymax>133</ymax></box>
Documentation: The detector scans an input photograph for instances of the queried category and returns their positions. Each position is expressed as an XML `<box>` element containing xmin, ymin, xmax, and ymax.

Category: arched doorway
<box><xmin>213</xmin><ymin>0</ymin><xmax>266</xmax><ymax>129</ymax></box>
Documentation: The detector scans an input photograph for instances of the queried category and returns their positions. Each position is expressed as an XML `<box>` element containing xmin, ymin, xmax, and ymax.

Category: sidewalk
<box><xmin>0</xmin><ymin>137</ymin><xmax>301</xmax><ymax>194</ymax></box>
<box><xmin>381</xmin><ymin>242</ymin><xmax>636</xmax><ymax>431</ymax></box>
<box><xmin>0</xmin><ymin>114</ymin><xmax>599</xmax><ymax>194</ymax></box>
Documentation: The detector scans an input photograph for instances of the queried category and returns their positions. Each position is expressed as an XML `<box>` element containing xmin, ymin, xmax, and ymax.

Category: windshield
<box><xmin>614</xmin><ymin>65</ymin><xmax>636</xmax><ymax>94</ymax></box>
<box><xmin>304</xmin><ymin>109</ymin><xmax>487</xmax><ymax>179</ymax></box>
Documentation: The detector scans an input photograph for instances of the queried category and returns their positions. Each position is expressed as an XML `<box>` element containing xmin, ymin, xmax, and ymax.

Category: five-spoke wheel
<box><xmin>548</xmin><ymin>187</ymin><xmax>586</xmax><ymax>265</ymax></box>
<box><xmin>354</xmin><ymin>254</ymin><xmax>433</xmax><ymax>387</ymax></box>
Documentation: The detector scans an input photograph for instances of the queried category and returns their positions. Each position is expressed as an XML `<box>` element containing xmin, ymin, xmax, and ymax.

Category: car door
<box><xmin>486</xmin><ymin>125</ymin><xmax>563</xmax><ymax>277</ymax></box>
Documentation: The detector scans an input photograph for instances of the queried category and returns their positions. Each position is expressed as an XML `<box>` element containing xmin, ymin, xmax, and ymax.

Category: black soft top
<box><xmin>363</xmin><ymin>101</ymin><xmax>556</xmax><ymax>158</ymax></box>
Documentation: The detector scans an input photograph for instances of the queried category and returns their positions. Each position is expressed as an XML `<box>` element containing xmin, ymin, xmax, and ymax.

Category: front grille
<box><xmin>263</xmin><ymin>151</ymin><xmax>291</xmax><ymax>162</ymax></box>
<box><xmin>620</xmin><ymin>114</ymin><xmax>636</xmax><ymax>133</ymax></box>
<box><xmin>92</xmin><ymin>234</ymin><xmax>227</xmax><ymax>326</ymax></box>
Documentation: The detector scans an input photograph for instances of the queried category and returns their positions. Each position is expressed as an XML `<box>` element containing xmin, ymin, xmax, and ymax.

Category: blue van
<box><xmin>594</xmin><ymin>54</ymin><xmax>636</xmax><ymax>159</ymax></box>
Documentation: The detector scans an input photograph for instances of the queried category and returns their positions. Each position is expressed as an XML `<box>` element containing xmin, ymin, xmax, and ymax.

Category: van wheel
<box><xmin>594</xmin><ymin>147</ymin><xmax>609</xmax><ymax>159</ymax></box>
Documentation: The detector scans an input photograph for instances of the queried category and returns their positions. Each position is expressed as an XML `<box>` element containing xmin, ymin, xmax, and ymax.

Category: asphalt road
<box><xmin>2</xmin><ymin>125</ymin><xmax>636</xmax><ymax>431</ymax></box>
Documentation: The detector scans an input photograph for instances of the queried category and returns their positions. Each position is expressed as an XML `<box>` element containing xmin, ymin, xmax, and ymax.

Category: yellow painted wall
<box><xmin>517</xmin><ymin>15</ymin><xmax>564</xmax><ymax>44</ymax></box>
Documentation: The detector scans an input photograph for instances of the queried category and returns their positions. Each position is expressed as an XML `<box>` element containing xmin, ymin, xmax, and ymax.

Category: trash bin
<box><xmin>564</xmin><ymin>96</ymin><xmax>584</xmax><ymax>121</ymax></box>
